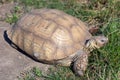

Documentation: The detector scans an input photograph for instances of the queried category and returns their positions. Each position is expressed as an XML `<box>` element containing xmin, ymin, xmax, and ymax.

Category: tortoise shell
<box><xmin>7</xmin><ymin>9</ymin><xmax>92</xmax><ymax>61</ymax></box>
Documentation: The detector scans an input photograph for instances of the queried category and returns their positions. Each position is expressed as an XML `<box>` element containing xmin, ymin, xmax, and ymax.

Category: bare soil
<box><xmin>0</xmin><ymin>3</ymin><xmax>51</xmax><ymax>80</ymax></box>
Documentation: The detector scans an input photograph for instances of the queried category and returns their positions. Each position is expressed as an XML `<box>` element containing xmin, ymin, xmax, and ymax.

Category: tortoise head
<box><xmin>85</xmin><ymin>36</ymin><xmax>108</xmax><ymax>50</ymax></box>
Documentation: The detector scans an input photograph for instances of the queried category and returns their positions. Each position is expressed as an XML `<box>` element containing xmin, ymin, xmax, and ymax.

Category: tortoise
<box><xmin>6</xmin><ymin>9</ymin><xmax>108</xmax><ymax>76</ymax></box>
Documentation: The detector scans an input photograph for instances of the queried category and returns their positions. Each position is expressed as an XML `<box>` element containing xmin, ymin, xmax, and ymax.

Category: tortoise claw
<box><xmin>77</xmin><ymin>70</ymin><xmax>84</xmax><ymax>76</ymax></box>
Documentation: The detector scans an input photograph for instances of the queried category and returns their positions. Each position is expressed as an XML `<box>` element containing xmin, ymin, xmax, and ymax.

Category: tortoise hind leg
<box><xmin>73</xmin><ymin>52</ymin><xmax>88</xmax><ymax>76</ymax></box>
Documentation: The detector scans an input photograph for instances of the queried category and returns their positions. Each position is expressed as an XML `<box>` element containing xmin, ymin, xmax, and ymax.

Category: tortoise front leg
<box><xmin>73</xmin><ymin>52</ymin><xmax>88</xmax><ymax>76</ymax></box>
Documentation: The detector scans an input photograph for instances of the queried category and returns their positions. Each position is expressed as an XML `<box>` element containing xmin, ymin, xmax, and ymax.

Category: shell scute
<box><xmin>51</xmin><ymin>28</ymin><xmax>73</xmax><ymax>46</ymax></box>
<box><xmin>43</xmin><ymin>41</ymin><xmax>56</xmax><ymax>60</ymax></box>
<box><xmin>34</xmin><ymin>20</ymin><xmax>57</xmax><ymax>38</ymax></box>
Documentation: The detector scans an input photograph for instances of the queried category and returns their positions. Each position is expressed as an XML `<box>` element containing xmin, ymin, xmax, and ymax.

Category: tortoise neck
<box><xmin>83</xmin><ymin>39</ymin><xmax>97</xmax><ymax>53</ymax></box>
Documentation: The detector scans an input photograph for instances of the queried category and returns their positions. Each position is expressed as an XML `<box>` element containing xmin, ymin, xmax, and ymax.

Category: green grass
<box><xmin>5</xmin><ymin>6</ymin><xmax>22</xmax><ymax>24</ymax></box>
<box><xmin>5</xmin><ymin>0</ymin><xmax>120</xmax><ymax>80</ymax></box>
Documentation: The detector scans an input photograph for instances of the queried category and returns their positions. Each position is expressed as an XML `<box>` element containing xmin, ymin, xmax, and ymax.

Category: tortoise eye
<box><xmin>101</xmin><ymin>40</ymin><xmax>104</xmax><ymax>42</ymax></box>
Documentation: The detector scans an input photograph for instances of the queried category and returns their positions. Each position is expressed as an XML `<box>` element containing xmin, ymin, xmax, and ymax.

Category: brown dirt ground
<box><xmin>0</xmin><ymin>3</ymin><xmax>51</xmax><ymax>80</ymax></box>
